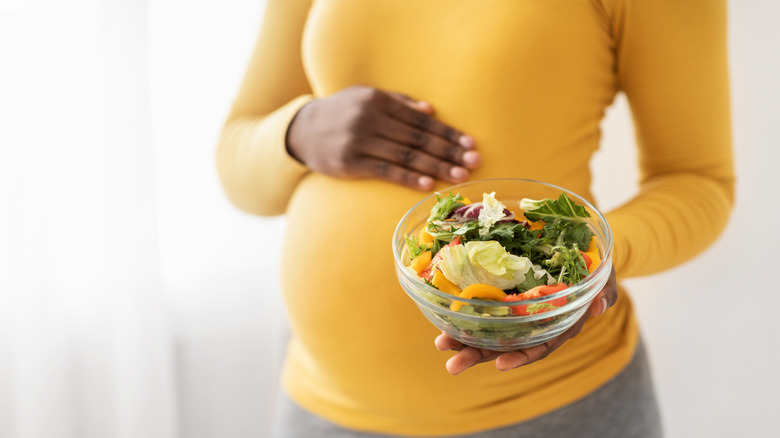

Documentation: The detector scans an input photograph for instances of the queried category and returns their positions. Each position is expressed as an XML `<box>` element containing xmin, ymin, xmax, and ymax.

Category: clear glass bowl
<box><xmin>392</xmin><ymin>178</ymin><xmax>613</xmax><ymax>351</ymax></box>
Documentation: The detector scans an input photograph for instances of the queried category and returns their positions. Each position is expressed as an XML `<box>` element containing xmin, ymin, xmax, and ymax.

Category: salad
<box><xmin>404</xmin><ymin>191</ymin><xmax>602</xmax><ymax>320</ymax></box>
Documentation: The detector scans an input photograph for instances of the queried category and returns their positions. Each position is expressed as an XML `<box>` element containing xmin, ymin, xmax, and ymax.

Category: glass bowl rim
<box><xmin>391</xmin><ymin>178</ymin><xmax>614</xmax><ymax>321</ymax></box>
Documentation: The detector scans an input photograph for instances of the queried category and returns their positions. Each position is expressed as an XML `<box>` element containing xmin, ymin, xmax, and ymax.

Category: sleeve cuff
<box><xmin>261</xmin><ymin>94</ymin><xmax>315</xmax><ymax>178</ymax></box>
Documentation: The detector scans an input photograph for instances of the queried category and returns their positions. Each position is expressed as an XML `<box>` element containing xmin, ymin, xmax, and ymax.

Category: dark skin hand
<box><xmin>435</xmin><ymin>266</ymin><xmax>618</xmax><ymax>375</ymax></box>
<box><xmin>286</xmin><ymin>86</ymin><xmax>481</xmax><ymax>190</ymax></box>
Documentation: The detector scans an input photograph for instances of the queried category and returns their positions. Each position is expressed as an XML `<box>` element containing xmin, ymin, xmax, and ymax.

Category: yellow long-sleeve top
<box><xmin>216</xmin><ymin>0</ymin><xmax>734</xmax><ymax>435</ymax></box>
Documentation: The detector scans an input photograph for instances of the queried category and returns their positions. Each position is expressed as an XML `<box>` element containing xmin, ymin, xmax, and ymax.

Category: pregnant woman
<box><xmin>216</xmin><ymin>1</ymin><xmax>734</xmax><ymax>436</ymax></box>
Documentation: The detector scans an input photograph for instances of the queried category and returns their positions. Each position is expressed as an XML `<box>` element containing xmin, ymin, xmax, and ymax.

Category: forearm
<box><xmin>216</xmin><ymin>96</ymin><xmax>313</xmax><ymax>216</ymax></box>
<box><xmin>215</xmin><ymin>0</ymin><xmax>314</xmax><ymax>216</ymax></box>
<box><xmin>607</xmin><ymin>171</ymin><xmax>734</xmax><ymax>278</ymax></box>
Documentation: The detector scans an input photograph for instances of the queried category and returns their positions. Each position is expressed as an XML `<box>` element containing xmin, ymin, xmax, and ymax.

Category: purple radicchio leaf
<box><xmin>447</xmin><ymin>202</ymin><xmax>517</xmax><ymax>223</ymax></box>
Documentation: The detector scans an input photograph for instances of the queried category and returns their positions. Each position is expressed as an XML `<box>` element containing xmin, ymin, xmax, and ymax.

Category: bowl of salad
<box><xmin>392</xmin><ymin>178</ymin><xmax>613</xmax><ymax>351</ymax></box>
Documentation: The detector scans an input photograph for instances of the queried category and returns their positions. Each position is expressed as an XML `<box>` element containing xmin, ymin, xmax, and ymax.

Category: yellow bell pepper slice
<box><xmin>410</xmin><ymin>250</ymin><xmax>432</xmax><ymax>274</ymax></box>
<box><xmin>527</xmin><ymin>220</ymin><xmax>545</xmax><ymax>231</ymax></box>
<box><xmin>449</xmin><ymin>284</ymin><xmax>507</xmax><ymax>312</ymax></box>
<box><xmin>583</xmin><ymin>236</ymin><xmax>601</xmax><ymax>273</ymax></box>
<box><xmin>432</xmin><ymin>270</ymin><xmax>461</xmax><ymax>296</ymax></box>
<box><xmin>519</xmin><ymin>210</ymin><xmax>545</xmax><ymax>231</ymax></box>
<box><xmin>417</xmin><ymin>228</ymin><xmax>435</xmax><ymax>245</ymax></box>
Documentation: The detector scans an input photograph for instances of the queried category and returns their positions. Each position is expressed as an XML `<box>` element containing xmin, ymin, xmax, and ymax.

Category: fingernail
<box><xmin>598</xmin><ymin>297</ymin><xmax>608</xmax><ymax>316</ymax></box>
<box><xmin>450</xmin><ymin>166</ymin><xmax>468</xmax><ymax>181</ymax></box>
<box><xmin>416</xmin><ymin>101</ymin><xmax>433</xmax><ymax>113</ymax></box>
<box><xmin>462</xmin><ymin>151</ymin><xmax>481</xmax><ymax>168</ymax></box>
<box><xmin>418</xmin><ymin>175</ymin><xmax>434</xmax><ymax>189</ymax></box>
<box><xmin>459</xmin><ymin>135</ymin><xmax>475</xmax><ymax>149</ymax></box>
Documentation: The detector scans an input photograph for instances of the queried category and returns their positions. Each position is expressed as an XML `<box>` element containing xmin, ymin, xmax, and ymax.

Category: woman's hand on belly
<box><xmin>286</xmin><ymin>85</ymin><xmax>481</xmax><ymax>190</ymax></box>
<box><xmin>435</xmin><ymin>267</ymin><xmax>618</xmax><ymax>375</ymax></box>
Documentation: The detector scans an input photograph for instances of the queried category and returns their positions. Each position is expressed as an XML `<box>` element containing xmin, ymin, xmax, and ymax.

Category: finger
<box><xmin>373</xmin><ymin>117</ymin><xmax>481</xmax><ymax>170</ymax></box>
<box><xmin>446</xmin><ymin>347</ymin><xmax>502</xmax><ymax>375</ymax></box>
<box><xmin>435</xmin><ymin>332</ymin><xmax>465</xmax><ymax>351</ymax></box>
<box><xmin>383</xmin><ymin>96</ymin><xmax>475</xmax><ymax>149</ymax></box>
<box><xmin>387</xmin><ymin>92</ymin><xmax>435</xmax><ymax>115</ymax></box>
<box><xmin>495</xmin><ymin>313</ymin><xmax>593</xmax><ymax>371</ymax></box>
<box><xmin>495</xmin><ymin>342</ymin><xmax>551</xmax><ymax>371</ymax></box>
<box><xmin>563</xmin><ymin>310</ymin><xmax>590</xmax><ymax>340</ymax></box>
<box><xmin>351</xmin><ymin>156</ymin><xmax>435</xmax><ymax>190</ymax></box>
<box><xmin>358</xmin><ymin>137</ymin><xmax>470</xmax><ymax>184</ymax></box>
<box><xmin>604</xmin><ymin>266</ymin><xmax>618</xmax><ymax>306</ymax></box>
<box><xmin>589</xmin><ymin>266</ymin><xmax>618</xmax><ymax>317</ymax></box>
<box><xmin>589</xmin><ymin>292</ymin><xmax>609</xmax><ymax>317</ymax></box>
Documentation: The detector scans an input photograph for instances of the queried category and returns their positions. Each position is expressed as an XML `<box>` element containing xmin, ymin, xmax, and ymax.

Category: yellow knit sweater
<box><xmin>216</xmin><ymin>0</ymin><xmax>734</xmax><ymax>435</ymax></box>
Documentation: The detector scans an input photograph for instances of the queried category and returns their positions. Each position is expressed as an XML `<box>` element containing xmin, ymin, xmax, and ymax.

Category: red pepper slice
<box><xmin>503</xmin><ymin>283</ymin><xmax>569</xmax><ymax>316</ymax></box>
<box><xmin>581</xmin><ymin>251</ymin><xmax>592</xmax><ymax>270</ymax></box>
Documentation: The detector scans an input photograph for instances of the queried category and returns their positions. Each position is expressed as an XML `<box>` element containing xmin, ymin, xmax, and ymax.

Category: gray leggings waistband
<box><xmin>272</xmin><ymin>339</ymin><xmax>663</xmax><ymax>438</ymax></box>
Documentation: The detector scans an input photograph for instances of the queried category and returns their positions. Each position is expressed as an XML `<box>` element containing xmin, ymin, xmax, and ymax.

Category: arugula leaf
<box><xmin>479</xmin><ymin>222</ymin><xmax>517</xmax><ymax>242</ymax></box>
<box><xmin>541</xmin><ymin>219</ymin><xmax>593</xmax><ymax>251</ymax></box>
<box><xmin>427</xmin><ymin>192</ymin><xmax>466</xmax><ymax>223</ymax></box>
<box><xmin>559</xmin><ymin>221</ymin><xmax>593</xmax><ymax>250</ymax></box>
<box><xmin>515</xmin><ymin>268</ymin><xmax>549</xmax><ymax>292</ymax></box>
<box><xmin>430</xmin><ymin>238</ymin><xmax>444</xmax><ymax>258</ymax></box>
<box><xmin>544</xmin><ymin>245</ymin><xmax>589</xmax><ymax>285</ymax></box>
<box><xmin>521</xmin><ymin>193</ymin><xmax>591</xmax><ymax>224</ymax></box>
<box><xmin>405</xmin><ymin>234</ymin><xmax>427</xmax><ymax>260</ymax></box>
<box><xmin>451</xmin><ymin>221</ymin><xmax>480</xmax><ymax>237</ymax></box>
<box><xmin>426</xmin><ymin>221</ymin><xmax>479</xmax><ymax>246</ymax></box>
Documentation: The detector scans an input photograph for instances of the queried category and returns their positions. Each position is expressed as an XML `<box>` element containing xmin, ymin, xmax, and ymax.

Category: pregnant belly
<box><xmin>280</xmin><ymin>174</ymin><xmax>429</xmax><ymax>342</ymax></box>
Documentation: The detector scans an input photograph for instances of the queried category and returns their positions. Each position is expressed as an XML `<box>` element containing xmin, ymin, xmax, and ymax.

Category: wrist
<box><xmin>285</xmin><ymin>99</ymin><xmax>317</xmax><ymax>165</ymax></box>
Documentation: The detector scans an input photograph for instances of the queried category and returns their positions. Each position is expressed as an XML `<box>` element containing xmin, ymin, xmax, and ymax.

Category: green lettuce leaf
<box><xmin>438</xmin><ymin>241</ymin><xmax>533</xmax><ymax>290</ymax></box>
<box><xmin>520</xmin><ymin>193</ymin><xmax>591</xmax><ymax>223</ymax></box>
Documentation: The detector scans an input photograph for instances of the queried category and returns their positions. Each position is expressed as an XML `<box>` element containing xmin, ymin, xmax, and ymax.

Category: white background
<box><xmin>1</xmin><ymin>1</ymin><xmax>778</xmax><ymax>437</ymax></box>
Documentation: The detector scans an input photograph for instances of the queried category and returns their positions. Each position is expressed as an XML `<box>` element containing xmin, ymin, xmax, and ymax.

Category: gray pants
<box><xmin>272</xmin><ymin>340</ymin><xmax>663</xmax><ymax>438</ymax></box>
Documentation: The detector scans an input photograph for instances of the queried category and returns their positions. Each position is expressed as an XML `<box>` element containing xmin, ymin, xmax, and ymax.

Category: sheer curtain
<box><xmin>1</xmin><ymin>1</ymin><xmax>176</xmax><ymax>437</ymax></box>
<box><xmin>1</xmin><ymin>1</ymin><xmax>285</xmax><ymax>437</ymax></box>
